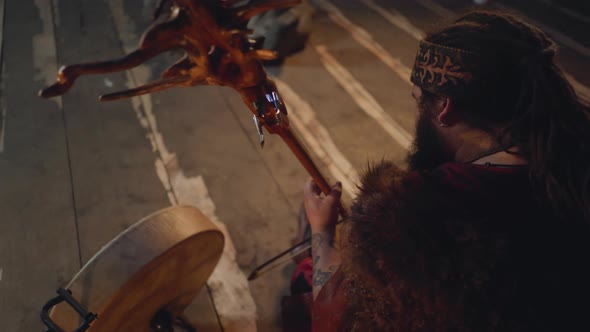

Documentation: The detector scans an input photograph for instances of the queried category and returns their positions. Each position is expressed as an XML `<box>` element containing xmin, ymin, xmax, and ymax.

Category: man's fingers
<box><xmin>304</xmin><ymin>179</ymin><xmax>343</xmax><ymax>209</ymax></box>
<box><xmin>325</xmin><ymin>182</ymin><xmax>343</xmax><ymax>203</ymax></box>
<box><xmin>303</xmin><ymin>178</ymin><xmax>322</xmax><ymax>197</ymax></box>
<box><xmin>333</xmin><ymin>181</ymin><xmax>342</xmax><ymax>191</ymax></box>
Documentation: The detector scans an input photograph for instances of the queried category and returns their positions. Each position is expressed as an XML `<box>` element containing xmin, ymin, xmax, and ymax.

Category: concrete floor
<box><xmin>0</xmin><ymin>0</ymin><xmax>588</xmax><ymax>331</ymax></box>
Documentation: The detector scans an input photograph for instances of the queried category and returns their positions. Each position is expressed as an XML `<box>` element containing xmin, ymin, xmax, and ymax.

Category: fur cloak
<box><xmin>339</xmin><ymin>161</ymin><xmax>590</xmax><ymax>331</ymax></box>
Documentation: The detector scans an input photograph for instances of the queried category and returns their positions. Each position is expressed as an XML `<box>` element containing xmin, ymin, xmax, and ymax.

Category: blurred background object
<box><xmin>248</xmin><ymin>0</ymin><xmax>314</xmax><ymax>62</ymax></box>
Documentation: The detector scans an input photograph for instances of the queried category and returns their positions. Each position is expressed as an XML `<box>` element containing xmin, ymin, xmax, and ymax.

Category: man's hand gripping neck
<box><xmin>303</xmin><ymin>179</ymin><xmax>343</xmax><ymax>300</ymax></box>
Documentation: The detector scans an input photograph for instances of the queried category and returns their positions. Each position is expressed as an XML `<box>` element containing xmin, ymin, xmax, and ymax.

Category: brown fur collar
<box><xmin>338</xmin><ymin>160</ymin><xmax>589</xmax><ymax>331</ymax></box>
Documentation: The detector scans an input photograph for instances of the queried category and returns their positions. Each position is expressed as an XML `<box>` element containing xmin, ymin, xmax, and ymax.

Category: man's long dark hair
<box><xmin>422</xmin><ymin>11</ymin><xmax>590</xmax><ymax>224</ymax></box>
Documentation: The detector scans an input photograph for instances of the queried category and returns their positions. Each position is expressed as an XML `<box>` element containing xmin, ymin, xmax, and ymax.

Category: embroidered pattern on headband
<box><xmin>411</xmin><ymin>41</ymin><xmax>478</xmax><ymax>96</ymax></box>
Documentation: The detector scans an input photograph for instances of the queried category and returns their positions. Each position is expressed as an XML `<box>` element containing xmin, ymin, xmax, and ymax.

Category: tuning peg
<box><xmin>252</xmin><ymin>115</ymin><xmax>265</xmax><ymax>148</ymax></box>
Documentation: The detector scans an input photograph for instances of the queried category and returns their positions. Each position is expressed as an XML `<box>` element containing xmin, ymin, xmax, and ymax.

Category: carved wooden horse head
<box><xmin>40</xmin><ymin>0</ymin><xmax>341</xmax><ymax>204</ymax></box>
<box><xmin>40</xmin><ymin>0</ymin><xmax>299</xmax><ymax>134</ymax></box>
<box><xmin>40</xmin><ymin>1</ymin><xmax>347</xmax><ymax>281</ymax></box>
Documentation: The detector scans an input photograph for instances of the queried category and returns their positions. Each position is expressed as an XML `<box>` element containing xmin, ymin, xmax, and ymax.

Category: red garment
<box><xmin>291</xmin><ymin>256</ymin><xmax>313</xmax><ymax>291</ymax></box>
<box><xmin>311</xmin><ymin>267</ymin><xmax>347</xmax><ymax>331</ymax></box>
<box><xmin>284</xmin><ymin>263</ymin><xmax>347</xmax><ymax>332</ymax></box>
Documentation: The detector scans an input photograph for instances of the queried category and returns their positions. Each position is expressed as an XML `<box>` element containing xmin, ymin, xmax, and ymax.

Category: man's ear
<box><xmin>435</xmin><ymin>97</ymin><xmax>456</xmax><ymax>126</ymax></box>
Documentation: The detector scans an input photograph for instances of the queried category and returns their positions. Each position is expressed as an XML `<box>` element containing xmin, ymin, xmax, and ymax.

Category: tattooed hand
<box><xmin>303</xmin><ymin>178</ymin><xmax>343</xmax><ymax>299</ymax></box>
<box><xmin>311</xmin><ymin>232</ymin><xmax>341</xmax><ymax>299</ymax></box>
<box><xmin>303</xmin><ymin>178</ymin><xmax>342</xmax><ymax>234</ymax></box>
<box><xmin>310</xmin><ymin>229</ymin><xmax>341</xmax><ymax>301</ymax></box>
<box><xmin>313</xmin><ymin>255</ymin><xmax>338</xmax><ymax>285</ymax></box>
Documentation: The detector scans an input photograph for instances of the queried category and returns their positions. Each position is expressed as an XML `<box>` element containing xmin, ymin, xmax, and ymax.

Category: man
<box><xmin>294</xmin><ymin>10</ymin><xmax>590</xmax><ymax>331</ymax></box>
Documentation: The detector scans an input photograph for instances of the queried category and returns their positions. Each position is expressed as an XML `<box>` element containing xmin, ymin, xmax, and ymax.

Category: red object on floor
<box><xmin>291</xmin><ymin>256</ymin><xmax>313</xmax><ymax>290</ymax></box>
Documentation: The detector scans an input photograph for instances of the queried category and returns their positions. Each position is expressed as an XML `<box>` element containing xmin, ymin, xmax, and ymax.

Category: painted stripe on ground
<box><xmin>494</xmin><ymin>3</ymin><xmax>590</xmax><ymax>58</ymax></box>
<box><xmin>357</xmin><ymin>0</ymin><xmax>590</xmax><ymax>102</ymax></box>
<box><xmin>0</xmin><ymin>0</ymin><xmax>5</xmax><ymax>61</ymax></box>
<box><xmin>415</xmin><ymin>0</ymin><xmax>455</xmax><ymax>18</ymax></box>
<box><xmin>274</xmin><ymin>78</ymin><xmax>359</xmax><ymax>198</ymax></box>
<box><xmin>359</xmin><ymin>0</ymin><xmax>424</xmax><ymax>40</ymax></box>
<box><xmin>107</xmin><ymin>2</ymin><xmax>256</xmax><ymax>331</ymax></box>
<box><xmin>0</xmin><ymin>0</ymin><xmax>6</xmax><ymax>153</ymax></box>
<box><xmin>315</xmin><ymin>0</ymin><xmax>412</xmax><ymax>85</ymax></box>
<box><xmin>566</xmin><ymin>74</ymin><xmax>590</xmax><ymax>103</ymax></box>
<box><xmin>315</xmin><ymin>45</ymin><xmax>413</xmax><ymax>150</ymax></box>
<box><xmin>33</xmin><ymin>0</ymin><xmax>62</xmax><ymax>108</ymax></box>
<box><xmin>416</xmin><ymin>0</ymin><xmax>590</xmax><ymax>58</ymax></box>
<box><xmin>0</xmin><ymin>63</ymin><xmax>5</xmax><ymax>153</ymax></box>
<box><xmin>534</xmin><ymin>0</ymin><xmax>590</xmax><ymax>24</ymax></box>
<box><xmin>0</xmin><ymin>0</ymin><xmax>5</xmax><ymax>74</ymax></box>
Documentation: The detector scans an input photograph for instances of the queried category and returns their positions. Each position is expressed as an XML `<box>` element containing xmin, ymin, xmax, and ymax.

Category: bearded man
<box><xmin>286</xmin><ymin>10</ymin><xmax>590</xmax><ymax>332</ymax></box>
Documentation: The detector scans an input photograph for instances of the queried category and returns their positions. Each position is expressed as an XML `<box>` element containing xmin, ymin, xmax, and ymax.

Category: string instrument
<box><xmin>39</xmin><ymin>0</ymin><xmax>348</xmax><ymax>330</ymax></box>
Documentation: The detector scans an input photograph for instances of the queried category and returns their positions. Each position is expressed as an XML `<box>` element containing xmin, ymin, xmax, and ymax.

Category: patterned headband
<box><xmin>411</xmin><ymin>40</ymin><xmax>481</xmax><ymax>98</ymax></box>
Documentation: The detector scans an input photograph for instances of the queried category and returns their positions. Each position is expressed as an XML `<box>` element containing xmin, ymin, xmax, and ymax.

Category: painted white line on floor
<box><xmin>357</xmin><ymin>0</ymin><xmax>428</xmax><ymax>43</ymax></box>
<box><xmin>534</xmin><ymin>0</ymin><xmax>590</xmax><ymax>24</ymax></box>
<box><xmin>566</xmin><ymin>73</ymin><xmax>590</xmax><ymax>103</ymax></box>
<box><xmin>2</xmin><ymin>0</ymin><xmax>62</xmax><ymax>152</ymax></box>
<box><xmin>315</xmin><ymin>45</ymin><xmax>413</xmax><ymax>150</ymax></box>
<box><xmin>357</xmin><ymin>0</ymin><xmax>427</xmax><ymax>42</ymax></box>
<box><xmin>359</xmin><ymin>0</ymin><xmax>424</xmax><ymax>40</ymax></box>
<box><xmin>33</xmin><ymin>0</ymin><xmax>62</xmax><ymax>108</ymax></box>
<box><xmin>357</xmin><ymin>0</ymin><xmax>590</xmax><ymax>102</ymax></box>
<box><xmin>274</xmin><ymin>79</ymin><xmax>359</xmax><ymax>198</ymax></box>
<box><xmin>0</xmin><ymin>0</ymin><xmax>6</xmax><ymax>153</ymax></box>
<box><xmin>51</xmin><ymin>0</ymin><xmax>60</xmax><ymax>27</ymax></box>
<box><xmin>0</xmin><ymin>78</ymin><xmax>5</xmax><ymax>153</ymax></box>
<box><xmin>315</xmin><ymin>0</ymin><xmax>412</xmax><ymax>85</ymax></box>
<box><xmin>108</xmin><ymin>2</ymin><xmax>257</xmax><ymax>331</ymax></box>
<box><xmin>0</xmin><ymin>0</ymin><xmax>5</xmax><ymax>65</ymax></box>
<box><xmin>415</xmin><ymin>0</ymin><xmax>456</xmax><ymax>18</ymax></box>
<box><xmin>493</xmin><ymin>3</ymin><xmax>590</xmax><ymax>58</ymax></box>
<box><xmin>0</xmin><ymin>0</ymin><xmax>6</xmax><ymax>46</ymax></box>
<box><xmin>165</xmin><ymin>162</ymin><xmax>257</xmax><ymax>332</ymax></box>
<box><xmin>411</xmin><ymin>0</ymin><xmax>590</xmax><ymax>59</ymax></box>
<box><xmin>0</xmin><ymin>113</ymin><xmax>5</xmax><ymax>152</ymax></box>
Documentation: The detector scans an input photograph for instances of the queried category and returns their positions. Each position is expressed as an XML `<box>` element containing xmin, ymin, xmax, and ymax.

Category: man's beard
<box><xmin>407</xmin><ymin>110</ymin><xmax>453</xmax><ymax>171</ymax></box>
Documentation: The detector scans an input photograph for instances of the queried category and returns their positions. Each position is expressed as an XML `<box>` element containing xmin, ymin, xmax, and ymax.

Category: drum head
<box><xmin>50</xmin><ymin>205</ymin><xmax>224</xmax><ymax>331</ymax></box>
